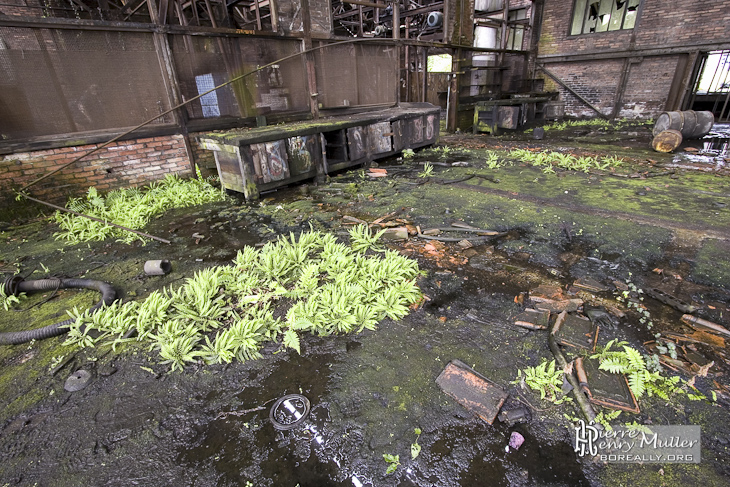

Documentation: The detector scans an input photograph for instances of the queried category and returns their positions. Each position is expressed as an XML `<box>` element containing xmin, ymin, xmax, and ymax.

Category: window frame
<box><xmin>568</xmin><ymin>0</ymin><xmax>642</xmax><ymax>37</ymax></box>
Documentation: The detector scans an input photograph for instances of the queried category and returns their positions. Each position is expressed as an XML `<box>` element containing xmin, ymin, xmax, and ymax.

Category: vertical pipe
<box><xmin>392</xmin><ymin>0</ymin><xmax>399</xmax><ymax>39</ymax></box>
<box><xmin>422</xmin><ymin>47</ymin><xmax>428</xmax><ymax>103</ymax></box>
<box><xmin>301</xmin><ymin>0</ymin><xmax>320</xmax><ymax>119</ymax></box>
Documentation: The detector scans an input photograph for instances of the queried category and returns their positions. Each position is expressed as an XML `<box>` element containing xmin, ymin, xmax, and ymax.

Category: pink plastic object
<box><xmin>509</xmin><ymin>431</ymin><xmax>525</xmax><ymax>450</ymax></box>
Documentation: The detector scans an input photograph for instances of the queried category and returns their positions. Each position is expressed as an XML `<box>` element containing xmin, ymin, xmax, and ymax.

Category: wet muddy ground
<box><xmin>2</xmin><ymin>120</ymin><xmax>730</xmax><ymax>486</ymax></box>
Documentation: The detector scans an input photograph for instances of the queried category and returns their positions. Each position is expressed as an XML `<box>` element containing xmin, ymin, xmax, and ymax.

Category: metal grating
<box><xmin>0</xmin><ymin>27</ymin><xmax>173</xmax><ymax>140</ymax></box>
<box><xmin>170</xmin><ymin>34</ymin><xmax>308</xmax><ymax>120</ymax></box>
<box><xmin>314</xmin><ymin>43</ymin><xmax>397</xmax><ymax>109</ymax></box>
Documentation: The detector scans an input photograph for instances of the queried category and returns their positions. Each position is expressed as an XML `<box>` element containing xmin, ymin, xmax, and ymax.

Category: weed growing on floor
<box><xmin>508</xmin><ymin>148</ymin><xmax>624</xmax><ymax>173</ymax></box>
<box><xmin>0</xmin><ymin>284</ymin><xmax>24</xmax><ymax>311</ymax></box>
<box><xmin>54</xmin><ymin>171</ymin><xmax>226</xmax><ymax>244</ymax></box>
<box><xmin>590</xmin><ymin>340</ymin><xmax>690</xmax><ymax>400</ymax></box>
<box><xmin>513</xmin><ymin>359</ymin><xmax>572</xmax><ymax>404</ymax></box>
<box><xmin>62</xmin><ymin>229</ymin><xmax>424</xmax><ymax>371</ymax></box>
<box><xmin>418</xmin><ymin>162</ymin><xmax>434</xmax><ymax>178</ymax></box>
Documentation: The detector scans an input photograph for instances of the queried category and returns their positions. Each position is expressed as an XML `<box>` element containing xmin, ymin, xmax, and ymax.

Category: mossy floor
<box><xmin>1</xmin><ymin>121</ymin><xmax>730</xmax><ymax>486</ymax></box>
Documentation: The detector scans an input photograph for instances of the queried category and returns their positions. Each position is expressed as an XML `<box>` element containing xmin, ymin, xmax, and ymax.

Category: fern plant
<box><xmin>512</xmin><ymin>359</ymin><xmax>571</xmax><ymax>404</ymax></box>
<box><xmin>590</xmin><ymin>340</ymin><xmax>681</xmax><ymax>400</ymax></box>
<box><xmin>349</xmin><ymin>224</ymin><xmax>386</xmax><ymax>253</ymax></box>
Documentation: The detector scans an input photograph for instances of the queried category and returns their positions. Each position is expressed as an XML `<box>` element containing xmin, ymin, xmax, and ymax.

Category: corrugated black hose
<box><xmin>1</xmin><ymin>276</ymin><xmax>116</xmax><ymax>345</ymax></box>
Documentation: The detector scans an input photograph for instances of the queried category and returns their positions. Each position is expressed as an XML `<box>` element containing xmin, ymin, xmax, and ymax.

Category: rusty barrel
<box><xmin>652</xmin><ymin>110</ymin><xmax>714</xmax><ymax>138</ymax></box>
<box><xmin>652</xmin><ymin>129</ymin><xmax>683</xmax><ymax>153</ymax></box>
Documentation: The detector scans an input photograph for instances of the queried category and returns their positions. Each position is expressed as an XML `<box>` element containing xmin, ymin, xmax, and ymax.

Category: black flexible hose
<box><xmin>0</xmin><ymin>277</ymin><xmax>116</xmax><ymax>345</ymax></box>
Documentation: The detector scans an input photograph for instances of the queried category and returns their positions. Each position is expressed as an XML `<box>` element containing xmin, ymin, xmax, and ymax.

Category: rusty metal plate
<box><xmin>251</xmin><ymin>140</ymin><xmax>290</xmax><ymax>183</ymax></box>
<box><xmin>408</xmin><ymin>116</ymin><xmax>424</xmax><ymax>144</ymax></box>
<box><xmin>286</xmin><ymin>135</ymin><xmax>320</xmax><ymax>176</ymax></box>
<box><xmin>391</xmin><ymin>120</ymin><xmax>405</xmax><ymax>151</ymax></box>
<box><xmin>497</xmin><ymin>106</ymin><xmax>520</xmax><ymax>130</ymax></box>
<box><xmin>575</xmin><ymin>357</ymin><xmax>640</xmax><ymax>414</ymax></box>
<box><xmin>368</xmin><ymin>122</ymin><xmax>393</xmax><ymax>154</ymax></box>
<box><xmin>552</xmin><ymin>311</ymin><xmax>598</xmax><ymax>351</ymax></box>
<box><xmin>436</xmin><ymin>359</ymin><xmax>508</xmax><ymax>425</ymax></box>
<box><xmin>347</xmin><ymin>126</ymin><xmax>367</xmax><ymax>160</ymax></box>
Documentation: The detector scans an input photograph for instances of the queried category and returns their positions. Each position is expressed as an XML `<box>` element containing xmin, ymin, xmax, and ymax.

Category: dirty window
<box><xmin>506</xmin><ymin>8</ymin><xmax>527</xmax><ymax>50</ymax></box>
<box><xmin>570</xmin><ymin>0</ymin><xmax>640</xmax><ymax>35</ymax></box>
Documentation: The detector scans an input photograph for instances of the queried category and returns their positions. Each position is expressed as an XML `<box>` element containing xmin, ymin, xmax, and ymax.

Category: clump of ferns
<box><xmin>150</xmin><ymin>319</ymin><xmax>204</xmax><ymax>372</ymax></box>
<box><xmin>62</xmin><ymin>230</ymin><xmax>424</xmax><ymax>371</ymax></box>
<box><xmin>54</xmin><ymin>171</ymin><xmax>226</xmax><ymax>245</ymax></box>
<box><xmin>168</xmin><ymin>267</ymin><xmax>228</xmax><ymax>331</ymax></box>
<box><xmin>349</xmin><ymin>224</ymin><xmax>386</xmax><ymax>253</ymax></box>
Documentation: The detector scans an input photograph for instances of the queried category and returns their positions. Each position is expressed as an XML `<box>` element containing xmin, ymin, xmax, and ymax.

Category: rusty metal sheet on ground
<box><xmin>575</xmin><ymin>357</ymin><xmax>640</xmax><ymax>414</ymax></box>
<box><xmin>435</xmin><ymin>359</ymin><xmax>508</xmax><ymax>425</ymax></box>
<box><xmin>552</xmin><ymin>311</ymin><xmax>598</xmax><ymax>351</ymax></box>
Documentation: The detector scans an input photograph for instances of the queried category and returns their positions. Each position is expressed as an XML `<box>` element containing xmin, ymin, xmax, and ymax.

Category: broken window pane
<box><xmin>622</xmin><ymin>0</ymin><xmax>641</xmax><ymax>29</ymax></box>
<box><xmin>571</xmin><ymin>0</ymin><xmax>640</xmax><ymax>35</ymax></box>
<box><xmin>571</xmin><ymin>0</ymin><xmax>588</xmax><ymax>35</ymax></box>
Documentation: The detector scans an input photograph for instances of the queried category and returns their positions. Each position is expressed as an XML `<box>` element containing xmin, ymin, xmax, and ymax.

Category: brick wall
<box><xmin>618</xmin><ymin>56</ymin><xmax>680</xmax><ymax>118</ymax></box>
<box><xmin>543</xmin><ymin>59</ymin><xmax>624</xmax><ymax>117</ymax></box>
<box><xmin>537</xmin><ymin>0</ymin><xmax>730</xmax><ymax>118</ymax></box>
<box><xmin>0</xmin><ymin>134</ymin><xmax>193</xmax><ymax>207</ymax></box>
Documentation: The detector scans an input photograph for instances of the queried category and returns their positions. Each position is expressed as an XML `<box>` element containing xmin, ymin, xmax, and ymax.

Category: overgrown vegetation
<box><xmin>527</xmin><ymin>118</ymin><xmax>653</xmax><ymax>133</ymax></box>
<box><xmin>62</xmin><ymin>227</ymin><xmax>423</xmax><ymax>371</ymax></box>
<box><xmin>0</xmin><ymin>283</ymin><xmax>24</xmax><ymax>311</ymax></box>
<box><xmin>512</xmin><ymin>359</ymin><xmax>572</xmax><ymax>404</ymax></box>
<box><xmin>590</xmin><ymin>340</ymin><xmax>697</xmax><ymax>400</ymax></box>
<box><xmin>54</xmin><ymin>172</ymin><xmax>226</xmax><ymax>244</ymax></box>
<box><xmin>508</xmin><ymin>148</ymin><xmax>624</xmax><ymax>173</ymax></box>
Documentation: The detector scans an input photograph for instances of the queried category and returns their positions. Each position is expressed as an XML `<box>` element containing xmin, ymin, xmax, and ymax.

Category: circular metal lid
<box><xmin>269</xmin><ymin>394</ymin><xmax>311</xmax><ymax>430</ymax></box>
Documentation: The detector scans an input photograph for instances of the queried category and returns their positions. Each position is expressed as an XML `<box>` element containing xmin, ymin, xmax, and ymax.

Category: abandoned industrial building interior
<box><xmin>2</xmin><ymin>0</ymin><xmax>730</xmax><ymax>484</ymax></box>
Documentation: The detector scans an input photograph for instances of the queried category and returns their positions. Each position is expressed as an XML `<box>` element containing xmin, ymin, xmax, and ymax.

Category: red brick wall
<box><xmin>543</xmin><ymin>59</ymin><xmax>624</xmax><ymax>117</ymax></box>
<box><xmin>537</xmin><ymin>0</ymin><xmax>730</xmax><ymax>118</ymax></box>
<box><xmin>0</xmin><ymin>135</ymin><xmax>193</xmax><ymax>206</ymax></box>
<box><xmin>618</xmin><ymin>56</ymin><xmax>680</xmax><ymax>118</ymax></box>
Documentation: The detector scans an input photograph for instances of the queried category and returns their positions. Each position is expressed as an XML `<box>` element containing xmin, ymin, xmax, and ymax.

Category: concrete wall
<box><xmin>537</xmin><ymin>0</ymin><xmax>730</xmax><ymax>118</ymax></box>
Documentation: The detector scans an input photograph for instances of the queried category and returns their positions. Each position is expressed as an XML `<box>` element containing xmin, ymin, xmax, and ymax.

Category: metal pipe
<box><xmin>341</xmin><ymin>0</ymin><xmax>388</xmax><ymax>9</ymax></box>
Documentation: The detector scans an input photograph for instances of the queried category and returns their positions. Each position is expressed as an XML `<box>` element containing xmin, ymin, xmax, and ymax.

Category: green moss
<box><xmin>692</xmin><ymin>239</ymin><xmax>730</xmax><ymax>290</ymax></box>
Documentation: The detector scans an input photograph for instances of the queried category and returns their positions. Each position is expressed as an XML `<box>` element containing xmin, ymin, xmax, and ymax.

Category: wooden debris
<box><xmin>572</xmin><ymin>277</ymin><xmax>609</xmax><ymax>293</ymax></box>
<box><xmin>457</xmin><ymin>239</ymin><xmax>473</xmax><ymax>249</ymax></box>
<box><xmin>342</xmin><ymin>215</ymin><xmax>368</xmax><ymax>225</ymax></box>
<box><xmin>451</xmin><ymin>222</ymin><xmax>478</xmax><ymax>230</ymax></box>
<box><xmin>435</xmin><ymin>360</ymin><xmax>508</xmax><ymax>425</ymax></box>
<box><xmin>645</xmin><ymin>288</ymin><xmax>697</xmax><ymax>314</ymax></box>
<box><xmin>552</xmin><ymin>311</ymin><xmax>598</xmax><ymax>351</ymax></box>
<box><xmin>513</xmin><ymin>309</ymin><xmax>550</xmax><ymax>330</ymax></box>
<box><xmin>575</xmin><ymin>357</ymin><xmax>640</xmax><ymax>414</ymax></box>
<box><xmin>368</xmin><ymin>168</ymin><xmax>388</xmax><ymax>177</ymax></box>
<box><xmin>663</xmin><ymin>330</ymin><xmax>725</xmax><ymax>349</ymax></box>
<box><xmin>529</xmin><ymin>284</ymin><xmax>565</xmax><ymax>301</ymax></box>
<box><xmin>681</xmin><ymin>314</ymin><xmax>730</xmax><ymax>337</ymax></box>
<box><xmin>422</xmin><ymin>228</ymin><xmax>442</xmax><ymax>236</ymax></box>
<box><xmin>531</xmin><ymin>297</ymin><xmax>583</xmax><ymax>313</ymax></box>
